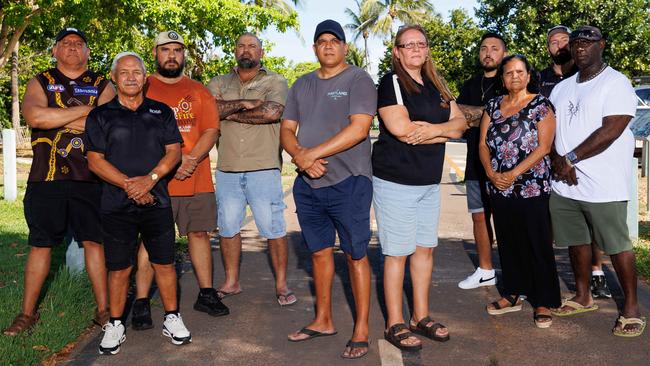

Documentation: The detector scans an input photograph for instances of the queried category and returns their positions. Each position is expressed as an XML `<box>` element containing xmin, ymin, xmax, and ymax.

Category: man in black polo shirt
<box><xmin>85</xmin><ymin>52</ymin><xmax>190</xmax><ymax>355</ymax></box>
<box><xmin>539</xmin><ymin>25</ymin><xmax>579</xmax><ymax>98</ymax></box>
<box><xmin>456</xmin><ymin>33</ymin><xmax>506</xmax><ymax>290</ymax></box>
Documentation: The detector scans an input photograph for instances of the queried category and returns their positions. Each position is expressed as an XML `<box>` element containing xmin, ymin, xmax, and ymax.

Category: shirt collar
<box><xmin>105</xmin><ymin>95</ymin><xmax>155</xmax><ymax>111</ymax></box>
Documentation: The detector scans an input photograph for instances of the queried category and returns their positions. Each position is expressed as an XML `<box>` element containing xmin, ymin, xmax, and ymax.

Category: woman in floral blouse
<box><xmin>478</xmin><ymin>54</ymin><xmax>561</xmax><ymax>328</ymax></box>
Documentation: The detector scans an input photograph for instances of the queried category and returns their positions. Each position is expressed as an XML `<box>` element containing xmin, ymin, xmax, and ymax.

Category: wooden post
<box><xmin>11</xmin><ymin>41</ymin><xmax>20</xmax><ymax>131</ymax></box>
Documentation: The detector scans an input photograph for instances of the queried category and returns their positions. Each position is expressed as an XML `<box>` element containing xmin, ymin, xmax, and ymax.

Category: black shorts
<box><xmin>102</xmin><ymin>207</ymin><xmax>175</xmax><ymax>271</ymax></box>
<box><xmin>24</xmin><ymin>181</ymin><xmax>102</xmax><ymax>247</ymax></box>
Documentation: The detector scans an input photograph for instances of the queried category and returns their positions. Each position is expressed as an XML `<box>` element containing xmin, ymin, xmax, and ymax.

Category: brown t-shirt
<box><xmin>146</xmin><ymin>75</ymin><xmax>218</xmax><ymax>196</ymax></box>
<box><xmin>28</xmin><ymin>68</ymin><xmax>109</xmax><ymax>182</ymax></box>
<box><xmin>207</xmin><ymin>67</ymin><xmax>288</xmax><ymax>172</ymax></box>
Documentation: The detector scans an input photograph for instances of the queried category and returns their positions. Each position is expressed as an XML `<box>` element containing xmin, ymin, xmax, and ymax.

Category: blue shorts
<box><xmin>216</xmin><ymin>169</ymin><xmax>286</xmax><ymax>239</ymax></box>
<box><xmin>372</xmin><ymin>176</ymin><xmax>440</xmax><ymax>256</ymax></box>
<box><xmin>293</xmin><ymin>175</ymin><xmax>372</xmax><ymax>260</ymax></box>
<box><xmin>466</xmin><ymin>179</ymin><xmax>490</xmax><ymax>213</ymax></box>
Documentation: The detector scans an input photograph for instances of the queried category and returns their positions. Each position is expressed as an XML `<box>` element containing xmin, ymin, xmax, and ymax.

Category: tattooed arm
<box><xmin>224</xmin><ymin>101</ymin><xmax>285</xmax><ymax>125</ymax></box>
<box><xmin>457</xmin><ymin>104</ymin><xmax>485</xmax><ymax>128</ymax></box>
<box><xmin>216</xmin><ymin>99</ymin><xmax>263</xmax><ymax>120</ymax></box>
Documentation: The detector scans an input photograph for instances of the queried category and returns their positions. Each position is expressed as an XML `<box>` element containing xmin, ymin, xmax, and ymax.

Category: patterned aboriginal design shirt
<box><xmin>485</xmin><ymin>94</ymin><xmax>554</xmax><ymax>198</ymax></box>
<box><xmin>28</xmin><ymin>68</ymin><xmax>109</xmax><ymax>182</ymax></box>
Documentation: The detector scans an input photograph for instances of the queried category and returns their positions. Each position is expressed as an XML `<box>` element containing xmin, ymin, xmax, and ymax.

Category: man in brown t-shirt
<box><xmin>3</xmin><ymin>28</ymin><xmax>115</xmax><ymax>336</ymax></box>
<box><xmin>207</xmin><ymin>32</ymin><xmax>295</xmax><ymax>306</ymax></box>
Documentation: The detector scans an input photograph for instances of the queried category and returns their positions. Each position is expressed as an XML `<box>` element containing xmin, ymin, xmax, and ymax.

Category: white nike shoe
<box><xmin>99</xmin><ymin>320</ymin><xmax>126</xmax><ymax>355</ymax></box>
<box><xmin>458</xmin><ymin>267</ymin><xmax>496</xmax><ymax>289</ymax></box>
<box><xmin>162</xmin><ymin>313</ymin><xmax>192</xmax><ymax>345</ymax></box>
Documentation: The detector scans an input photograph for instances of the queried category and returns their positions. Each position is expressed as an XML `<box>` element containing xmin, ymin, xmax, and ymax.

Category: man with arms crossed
<box><xmin>549</xmin><ymin>26</ymin><xmax>644</xmax><ymax>337</ymax></box>
<box><xmin>456</xmin><ymin>33</ymin><xmax>506</xmax><ymax>289</ymax></box>
<box><xmin>86</xmin><ymin>52</ymin><xmax>191</xmax><ymax>354</ymax></box>
<box><xmin>282</xmin><ymin>20</ymin><xmax>376</xmax><ymax>359</ymax></box>
<box><xmin>208</xmin><ymin>32</ymin><xmax>295</xmax><ymax>306</ymax></box>
<box><xmin>3</xmin><ymin>28</ymin><xmax>114</xmax><ymax>336</ymax></box>
<box><xmin>131</xmin><ymin>31</ymin><xmax>228</xmax><ymax>331</ymax></box>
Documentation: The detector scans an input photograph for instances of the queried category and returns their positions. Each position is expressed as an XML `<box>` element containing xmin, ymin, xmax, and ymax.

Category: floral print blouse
<box><xmin>485</xmin><ymin>94</ymin><xmax>554</xmax><ymax>198</ymax></box>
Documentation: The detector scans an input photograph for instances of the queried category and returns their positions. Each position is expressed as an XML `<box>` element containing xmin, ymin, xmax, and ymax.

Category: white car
<box><xmin>636</xmin><ymin>85</ymin><xmax>650</xmax><ymax>108</ymax></box>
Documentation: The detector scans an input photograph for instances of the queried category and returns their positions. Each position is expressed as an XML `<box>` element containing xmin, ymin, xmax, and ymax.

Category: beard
<box><xmin>156</xmin><ymin>59</ymin><xmax>184</xmax><ymax>78</ymax></box>
<box><xmin>481</xmin><ymin>62</ymin><xmax>498</xmax><ymax>72</ymax></box>
<box><xmin>551</xmin><ymin>48</ymin><xmax>572</xmax><ymax>65</ymax></box>
<box><xmin>237</xmin><ymin>57</ymin><xmax>259</xmax><ymax>69</ymax></box>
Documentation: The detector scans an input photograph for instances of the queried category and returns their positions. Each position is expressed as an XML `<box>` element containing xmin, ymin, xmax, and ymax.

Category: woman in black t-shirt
<box><xmin>372</xmin><ymin>25</ymin><xmax>466</xmax><ymax>351</ymax></box>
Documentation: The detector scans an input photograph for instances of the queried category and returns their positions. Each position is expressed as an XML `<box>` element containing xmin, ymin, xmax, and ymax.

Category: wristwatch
<box><xmin>565</xmin><ymin>151</ymin><xmax>579</xmax><ymax>165</ymax></box>
<box><xmin>150</xmin><ymin>173</ymin><xmax>159</xmax><ymax>181</ymax></box>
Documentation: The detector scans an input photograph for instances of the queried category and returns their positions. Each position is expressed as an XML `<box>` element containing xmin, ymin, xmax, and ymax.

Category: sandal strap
<box><xmin>504</xmin><ymin>295</ymin><xmax>520</xmax><ymax>306</ymax></box>
<box><xmin>617</xmin><ymin>316</ymin><xmax>646</xmax><ymax>327</ymax></box>
<box><xmin>491</xmin><ymin>301</ymin><xmax>502</xmax><ymax>310</ymax></box>
<box><xmin>4</xmin><ymin>313</ymin><xmax>38</xmax><ymax>333</ymax></box>
<box><xmin>534</xmin><ymin>313</ymin><xmax>552</xmax><ymax>320</ymax></box>
<box><xmin>386</xmin><ymin>323</ymin><xmax>411</xmax><ymax>341</ymax></box>
<box><xmin>416</xmin><ymin>316</ymin><xmax>433</xmax><ymax>329</ymax></box>
<box><xmin>387</xmin><ymin>323</ymin><xmax>408</xmax><ymax>334</ymax></box>
<box><xmin>346</xmin><ymin>340</ymin><xmax>369</xmax><ymax>348</ymax></box>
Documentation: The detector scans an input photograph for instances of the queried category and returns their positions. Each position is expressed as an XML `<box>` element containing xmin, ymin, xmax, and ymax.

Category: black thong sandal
<box><xmin>409</xmin><ymin>316</ymin><xmax>450</xmax><ymax>342</ymax></box>
<box><xmin>384</xmin><ymin>323</ymin><xmax>422</xmax><ymax>351</ymax></box>
<box><xmin>288</xmin><ymin>327</ymin><xmax>338</xmax><ymax>342</ymax></box>
<box><xmin>341</xmin><ymin>340</ymin><xmax>369</xmax><ymax>359</ymax></box>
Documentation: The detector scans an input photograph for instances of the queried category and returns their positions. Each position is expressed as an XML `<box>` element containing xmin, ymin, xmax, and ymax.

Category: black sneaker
<box><xmin>194</xmin><ymin>289</ymin><xmax>230</xmax><ymax>317</ymax></box>
<box><xmin>131</xmin><ymin>298</ymin><xmax>154</xmax><ymax>330</ymax></box>
<box><xmin>591</xmin><ymin>275</ymin><xmax>612</xmax><ymax>298</ymax></box>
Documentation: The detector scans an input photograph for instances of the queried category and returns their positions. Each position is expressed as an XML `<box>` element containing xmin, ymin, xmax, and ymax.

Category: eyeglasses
<box><xmin>396</xmin><ymin>41</ymin><xmax>428</xmax><ymax>50</ymax></box>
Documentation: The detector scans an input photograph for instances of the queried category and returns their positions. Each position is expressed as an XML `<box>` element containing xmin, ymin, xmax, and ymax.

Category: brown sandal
<box><xmin>3</xmin><ymin>313</ymin><xmax>39</xmax><ymax>336</ymax></box>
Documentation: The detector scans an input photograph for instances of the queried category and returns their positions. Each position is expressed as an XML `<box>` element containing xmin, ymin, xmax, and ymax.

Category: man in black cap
<box><xmin>540</xmin><ymin>25</ymin><xmax>611</xmax><ymax>299</ymax></box>
<box><xmin>282</xmin><ymin>19</ymin><xmax>376</xmax><ymax>359</ymax></box>
<box><xmin>3</xmin><ymin>27</ymin><xmax>115</xmax><ymax>337</ymax></box>
<box><xmin>549</xmin><ymin>26</ymin><xmax>645</xmax><ymax>337</ymax></box>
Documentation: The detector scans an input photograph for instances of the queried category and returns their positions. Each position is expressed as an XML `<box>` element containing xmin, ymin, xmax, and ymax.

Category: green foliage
<box><xmin>266</xmin><ymin>59</ymin><xmax>319</xmax><ymax>86</ymax></box>
<box><xmin>362</xmin><ymin>0</ymin><xmax>434</xmax><ymax>37</ymax></box>
<box><xmin>346</xmin><ymin>44</ymin><xmax>368</xmax><ymax>69</ymax></box>
<box><xmin>476</xmin><ymin>0</ymin><xmax>650</xmax><ymax>77</ymax></box>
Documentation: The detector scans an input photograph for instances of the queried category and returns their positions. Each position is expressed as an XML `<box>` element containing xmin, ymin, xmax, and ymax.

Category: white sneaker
<box><xmin>162</xmin><ymin>313</ymin><xmax>192</xmax><ymax>345</ymax></box>
<box><xmin>98</xmin><ymin>321</ymin><xmax>126</xmax><ymax>355</ymax></box>
<box><xmin>458</xmin><ymin>267</ymin><xmax>496</xmax><ymax>289</ymax></box>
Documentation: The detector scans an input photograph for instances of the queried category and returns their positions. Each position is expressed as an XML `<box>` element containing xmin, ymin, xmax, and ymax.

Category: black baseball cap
<box><xmin>569</xmin><ymin>26</ymin><xmax>603</xmax><ymax>42</ymax></box>
<box><xmin>55</xmin><ymin>27</ymin><xmax>87</xmax><ymax>44</ymax></box>
<box><xmin>314</xmin><ymin>19</ymin><xmax>346</xmax><ymax>43</ymax></box>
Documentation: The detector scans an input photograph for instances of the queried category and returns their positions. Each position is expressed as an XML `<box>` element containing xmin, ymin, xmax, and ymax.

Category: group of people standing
<box><xmin>1</xmin><ymin>17</ymin><xmax>645</xmax><ymax>361</ymax></box>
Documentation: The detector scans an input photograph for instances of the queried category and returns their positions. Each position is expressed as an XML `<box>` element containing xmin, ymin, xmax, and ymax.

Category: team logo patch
<box><xmin>149</xmin><ymin>109</ymin><xmax>162</xmax><ymax>114</ymax></box>
<box><xmin>73</xmin><ymin>86</ymin><xmax>98</xmax><ymax>96</ymax></box>
<box><xmin>168</xmin><ymin>31</ymin><xmax>179</xmax><ymax>40</ymax></box>
<box><xmin>83</xmin><ymin>76</ymin><xmax>92</xmax><ymax>83</ymax></box>
<box><xmin>71</xmin><ymin>137</ymin><xmax>83</xmax><ymax>149</ymax></box>
<box><xmin>47</xmin><ymin>84</ymin><xmax>66</xmax><ymax>92</ymax></box>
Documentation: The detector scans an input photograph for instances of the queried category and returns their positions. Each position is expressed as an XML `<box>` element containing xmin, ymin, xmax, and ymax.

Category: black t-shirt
<box><xmin>456</xmin><ymin>74</ymin><xmax>502</xmax><ymax>181</ymax></box>
<box><xmin>372</xmin><ymin>71</ymin><xmax>450</xmax><ymax>186</ymax></box>
<box><xmin>538</xmin><ymin>64</ymin><xmax>578</xmax><ymax>98</ymax></box>
<box><xmin>85</xmin><ymin>97</ymin><xmax>183</xmax><ymax>213</ymax></box>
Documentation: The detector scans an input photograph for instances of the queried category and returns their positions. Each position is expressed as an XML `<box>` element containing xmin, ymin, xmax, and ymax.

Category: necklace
<box><xmin>577</xmin><ymin>63</ymin><xmax>608</xmax><ymax>83</ymax></box>
<box><xmin>481</xmin><ymin>75</ymin><xmax>495</xmax><ymax>102</ymax></box>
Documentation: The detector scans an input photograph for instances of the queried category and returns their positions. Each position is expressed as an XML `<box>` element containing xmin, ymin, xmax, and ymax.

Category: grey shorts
<box><xmin>171</xmin><ymin>192</ymin><xmax>217</xmax><ymax>236</ymax></box>
<box><xmin>549</xmin><ymin>192</ymin><xmax>632</xmax><ymax>255</ymax></box>
<box><xmin>466</xmin><ymin>180</ymin><xmax>488</xmax><ymax>213</ymax></box>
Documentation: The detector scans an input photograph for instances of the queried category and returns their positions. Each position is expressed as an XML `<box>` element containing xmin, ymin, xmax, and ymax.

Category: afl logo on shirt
<box><xmin>73</xmin><ymin>86</ymin><xmax>98</xmax><ymax>96</ymax></box>
<box><xmin>47</xmin><ymin>84</ymin><xmax>66</xmax><ymax>92</ymax></box>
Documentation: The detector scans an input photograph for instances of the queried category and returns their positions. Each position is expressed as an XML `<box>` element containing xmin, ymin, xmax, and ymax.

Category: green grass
<box><xmin>0</xmin><ymin>198</ymin><xmax>95</xmax><ymax>366</ymax></box>
<box><xmin>635</xmin><ymin>221</ymin><xmax>650</xmax><ymax>280</ymax></box>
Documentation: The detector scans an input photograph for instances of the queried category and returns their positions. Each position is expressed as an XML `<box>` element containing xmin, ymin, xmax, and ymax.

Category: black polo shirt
<box><xmin>85</xmin><ymin>97</ymin><xmax>183</xmax><ymax>213</ymax></box>
<box><xmin>372</xmin><ymin>71</ymin><xmax>450</xmax><ymax>186</ymax></box>
<box><xmin>456</xmin><ymin>74</ymin><xmax>502</xmax><ymax>181</ymax></box>
<box><xmin>538</xmin><ymin>64</ymin><xmax>578</xmax><ymax>98</ymax></box>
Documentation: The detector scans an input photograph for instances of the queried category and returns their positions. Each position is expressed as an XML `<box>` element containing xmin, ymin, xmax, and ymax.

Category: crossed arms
<box><xmin>216</xmin><ymin>98</ymin><xmax>284</xmax><ymax>125</ymax></box>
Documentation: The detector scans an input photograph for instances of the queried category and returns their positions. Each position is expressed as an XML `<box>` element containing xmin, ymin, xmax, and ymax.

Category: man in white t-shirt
<box><xmin>549</xmin><ymin>26</ymin><xmax>644</xmax><ymax>337</ymax></box>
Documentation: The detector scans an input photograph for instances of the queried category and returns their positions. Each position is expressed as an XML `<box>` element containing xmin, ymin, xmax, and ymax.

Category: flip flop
<box><xmin>216</xmin><ymin>289</ymin><xmax>242</xmax><ymax>300</ymax></box>
<box><xmin>551</xmin><ymin>299</ymin><xmax>599</xmax><ymax>317</ymax></box>
<box><xmin>613</xmin><ymin>315</ymin><xmax>646</xmax><ymax>337</ymax></box>
<box><xmin>288</xmin><ymin>327</ymin><xmax>338</xmax><ymax>342</ymax></box>
<box><xmin>341</xmin><ymin>340</ymin><xmax>369</xmax><ymax>359</ymax></box>
<box><xmin>276</xmin><ymin>291</ymin><xmax>298</xmax><ymax>306</ymax></box>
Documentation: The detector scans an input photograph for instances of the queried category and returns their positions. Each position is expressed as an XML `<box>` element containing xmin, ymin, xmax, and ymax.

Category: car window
<box><xmin>637</xmin><ymin>88</ymin><xmax>650</xmax><ymax>106</ymax></box>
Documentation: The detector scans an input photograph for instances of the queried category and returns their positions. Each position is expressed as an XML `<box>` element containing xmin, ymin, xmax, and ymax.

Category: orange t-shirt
<box><xmin>146</xmin><ymin>75</ymin><xmax>218</xmax><ymax>196</ymax></box>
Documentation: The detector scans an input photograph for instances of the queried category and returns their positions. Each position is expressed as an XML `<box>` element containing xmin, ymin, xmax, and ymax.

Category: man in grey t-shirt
<box><xmin>281</xmin><ymin>20</ymin><xmax>377</xmax><ymax>359</ymax></box>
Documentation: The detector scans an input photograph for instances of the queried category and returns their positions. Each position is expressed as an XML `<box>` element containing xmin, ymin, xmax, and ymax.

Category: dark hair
<box><xmin>392</xmin><ymin>25</ymin><xmax>454</xmax><ymax>101</ymax></box>
<box><xmin>498</xmin><ymin>54</ymin><xmax>539</xmax><ymax>93</ymax></box>
<box><xmin>480</xmin><ymin>32</ymin><xmax>507</xmax><ymax>51</ymax></box>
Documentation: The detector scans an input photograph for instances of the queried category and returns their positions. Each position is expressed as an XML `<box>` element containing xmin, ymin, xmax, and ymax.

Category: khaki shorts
<box><xmin>549</xmin><ymin>192</ymin><xmax>632</xmax><ymax>255</ymax></box>
<box><xmin>171</xmin><ymin>192</ymin><xmax>217</xmax><ymax>236</ymax></box>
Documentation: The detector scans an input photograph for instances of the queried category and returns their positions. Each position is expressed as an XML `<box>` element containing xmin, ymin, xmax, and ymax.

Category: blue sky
<box><xmin>262</xmin><ymin>0</ymin><xmax>478</xmax><ymax>74</ymax></box>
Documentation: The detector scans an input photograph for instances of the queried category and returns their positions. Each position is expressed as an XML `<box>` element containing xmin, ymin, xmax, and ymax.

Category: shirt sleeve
<box><xmin>281</xmin><ymin>82</ymin><xmax>299</xmax><ymax>122</ymax></box>
<box><xmin>198</xmin><ymin>87</ymin><xmax>219</xmax><ymax>133</ymax></box>
<box><xmin>162</xmin><ymin>106</ymin><xmax>183</xmax><ymax>145</ymax></box>
<box><xmin>207</xmin><ymin>77</ymin><xmax>222</xmax><ymax>98</ymax></box>
<box><xmin>84</xmin><ymin>109</ymin><xmax>105</xmax><ymax>154</ymax></box>
<box><xmin>377</xmin><ymin>73</ymin><xmax>399</xmax><ymax>109</ymax></box>
<box><xmin>602</xmin><ymin>73</ymin><xmax>637</xmax><ymax>118</ymax></box>
<box><xmin>264</xmin><ymin>74</ymin><xmax>289</xmax><ymax>105</ymax></box>
<box><xmin>349</xmin><ymin>69</ymin><xmax>377</xmax><ymax>116</ymax></box>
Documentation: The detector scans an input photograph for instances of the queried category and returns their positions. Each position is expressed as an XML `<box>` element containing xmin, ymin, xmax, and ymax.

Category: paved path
<box><xmin>63</xmin><ymin>146</ymin><xmax>650</xmax><ymax>365</ymax></box>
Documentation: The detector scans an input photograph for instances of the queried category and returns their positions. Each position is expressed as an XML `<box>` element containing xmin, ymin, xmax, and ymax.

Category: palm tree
<box><xmin>345</xmin><ymin>0</ymin><xmax>381</xmax><ymax>70</ymax></box>
<box><xmin>362</xmin><ymin>0</ymin><xmax>433</xmax><ymax>37</ymax></box>
<box><xmin>242</xmin><ymin>0</ymin><xmax>303</xmax><ymax>15</ymax></box>
<box><xmin>346</xmin><ymin>44</ymin><xmax>368</xmax><ymax>69</ymax></box>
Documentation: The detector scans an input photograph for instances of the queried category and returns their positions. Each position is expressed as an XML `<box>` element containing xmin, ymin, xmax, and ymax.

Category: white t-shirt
<box><xmin>550</xmin><ymin>66</ymin><xmax>637</xmax><ymax>202</ymax></box>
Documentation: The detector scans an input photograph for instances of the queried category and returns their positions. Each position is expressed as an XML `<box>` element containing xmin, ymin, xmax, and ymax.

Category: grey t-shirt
<box><xmin>283</xmin><ymin>65</ymin><xmax>377</xmax><ymax>189</ymax></box>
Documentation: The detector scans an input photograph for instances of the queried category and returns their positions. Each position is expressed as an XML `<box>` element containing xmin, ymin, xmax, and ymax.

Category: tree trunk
<box><xmin>363</xmin><ymin>35</ymin><xmax>369</xmax><ymax>71</ymax></box>
<box><xmin>11</xmin><ymin>41</ymin><xmax>19</xmax><ymax>130</ymax></box>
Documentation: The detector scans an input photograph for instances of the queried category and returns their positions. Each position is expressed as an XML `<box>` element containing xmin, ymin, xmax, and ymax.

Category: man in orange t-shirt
<box><xmin>131</xmin><ymin>31</ymin><xmax>228</xmax><ymax>331</ymax></box>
